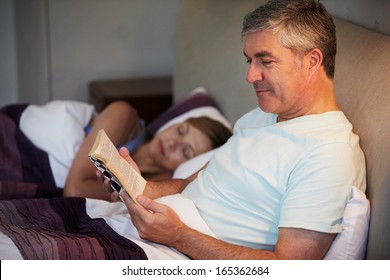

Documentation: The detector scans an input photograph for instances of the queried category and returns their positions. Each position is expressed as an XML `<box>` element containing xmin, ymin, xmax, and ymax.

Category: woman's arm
<box><xmin>63</xmin><ymin>101</ymin><xmax>141</xmax><ymax>200</ymax></box>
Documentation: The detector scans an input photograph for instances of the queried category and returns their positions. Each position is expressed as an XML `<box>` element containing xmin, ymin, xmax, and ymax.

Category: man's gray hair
<box><xmin>242</xmin><ymin>0</ymin><xmax>336</xmax><ymax>79</ymax></box>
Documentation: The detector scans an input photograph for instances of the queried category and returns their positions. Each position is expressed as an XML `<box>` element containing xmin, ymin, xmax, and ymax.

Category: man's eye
<box><xmin>246</xmin><ymin>59</ymin><xmax>252</xmax><ymax>64</ymax></box>
<box><xmin>262</xmin><ymin>60</ymin><xmax>272</xmax><ymax>66</ymax></box>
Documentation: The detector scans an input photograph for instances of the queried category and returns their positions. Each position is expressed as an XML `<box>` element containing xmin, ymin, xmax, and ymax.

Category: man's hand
<box><xmin>95</xmin><ymin>169</ymin><xmax>121</xmax><ymax>202</ymax></box>
<box><xmin>119</xmin><ymin>147</ymin><xmax>141</xmax><ymax>174</ymax></box>
<box><xmin>121</xmin><ymin>192</ymin><xmax>185</xmax><ymax>246</ymax></box>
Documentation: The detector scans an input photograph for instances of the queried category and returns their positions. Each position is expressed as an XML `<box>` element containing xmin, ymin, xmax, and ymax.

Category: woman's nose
<box><xmin>168</xmin><ymin>139</ymin><xmax>182</xmax><ymax>151</ymax></box>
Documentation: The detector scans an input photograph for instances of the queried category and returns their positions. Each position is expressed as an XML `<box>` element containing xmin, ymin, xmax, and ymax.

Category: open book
<box><xmin>88</xmin><ymin>129</ymin><xmax>146</xmax><ymax>205</ymax></box>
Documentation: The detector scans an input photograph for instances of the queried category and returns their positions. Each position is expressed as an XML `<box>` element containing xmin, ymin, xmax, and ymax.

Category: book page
<box><xmin>114</xmin><ymin>156</ymin><xmax>146</xmax><ymax>201</ymax></box>
<box><xmin>89</xmin><ymin>129</ymin><xmax>146</xmax><ymax>204</ymax></box>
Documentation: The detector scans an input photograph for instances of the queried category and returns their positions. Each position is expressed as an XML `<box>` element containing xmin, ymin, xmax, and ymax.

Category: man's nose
<box><xmin>246</xmin><ymin>63</ymin><xmax>263</xmax><ymax>84</ymax></box>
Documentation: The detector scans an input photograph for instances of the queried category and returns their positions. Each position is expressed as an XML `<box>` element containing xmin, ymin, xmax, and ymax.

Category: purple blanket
<box><xmin>0</xmin><ymin>104</ymin><xmax>62</xmax><ymax>199</ymax></box>
<box><xmin>0</xmin><ymin>197</ymin><xmax>147</xmax><ymax>259</ymax></box>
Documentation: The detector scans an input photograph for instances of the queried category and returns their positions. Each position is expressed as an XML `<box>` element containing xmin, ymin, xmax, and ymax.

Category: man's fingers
<box><xmin>121</xmin><ymin>192</ymin><xmax>155</xmax><ymax>214</ymax></box>
<box><xmin>96</xmin><ymin>170</ymin><xmax>104</xmax><ymax>181</ymax></box>
<box><xmin>110</xmin><ymin>191</ymin><xmax>120</xmax><ymax>202</ymax></box>
<box><xmin>119</xmin><ymin>147</ymin><xmax>141</xmax><ymax>173</ymax></box>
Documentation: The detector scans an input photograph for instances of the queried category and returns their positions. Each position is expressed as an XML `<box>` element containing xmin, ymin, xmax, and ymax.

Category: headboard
<box><xmin>332</xmin><ymin>18</ymin><xmax>390</xmax><ymax>260</ymax></box>
<box><xmin>174</xmin><ymin>0</ymin><xmax>390</xmax><ymax>259</ymax></box>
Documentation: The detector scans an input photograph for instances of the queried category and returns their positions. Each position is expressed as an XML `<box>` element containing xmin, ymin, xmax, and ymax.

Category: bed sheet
<box><xmin>86</xmin><ymin>194</ymin><xmax>216</xmax><ymax>260</ymax></box>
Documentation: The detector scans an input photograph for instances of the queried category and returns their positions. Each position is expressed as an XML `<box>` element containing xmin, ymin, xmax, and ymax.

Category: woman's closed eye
<box><xmin>177</xmin><ymin>123</ymin><xmax>188</xmax><ymax>136</ymax></box>
<box><xmin>182</xmin><ymin>145</ymin><xmax>194</xmax><ymax>160</ymax></box>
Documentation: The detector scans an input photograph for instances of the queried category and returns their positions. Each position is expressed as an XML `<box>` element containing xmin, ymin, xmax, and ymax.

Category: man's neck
<box><xmin>277</xmin><ymin>78</ymin><xmax>339</xmax><ymax>122</ymax></box>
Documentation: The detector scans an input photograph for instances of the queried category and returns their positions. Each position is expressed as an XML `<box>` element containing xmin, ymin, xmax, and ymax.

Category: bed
<box><xmin>0</xmin><ymin>87</ymin><xmax>370</xmax><ymax>260</ymax></box>
<box><xmin>2</xmin><ymin>0</ymin><xmax>389</xmax><ymax>260</ymax></box>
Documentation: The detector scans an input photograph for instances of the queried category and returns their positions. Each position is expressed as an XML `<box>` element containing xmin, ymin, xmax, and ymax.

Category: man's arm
<box><xmin>123</xmin><ymin>194</ymin><xmax>335</xmax><ymax>260</ymax></box>
<box><xmin>143</xmin><ymin>171</ymin><xmax>200</xmax><ymax>199</ymax></box>
<box><xmin>172</xmin><ymin>226</ymin><xmax>335</xmax><ymax>260</ymax></box>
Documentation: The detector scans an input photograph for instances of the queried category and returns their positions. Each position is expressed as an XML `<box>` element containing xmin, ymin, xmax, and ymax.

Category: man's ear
<box><xmin>308</xmin><ymin>48</ymin><xmax>323</xmax><ymax>72</ymax></box>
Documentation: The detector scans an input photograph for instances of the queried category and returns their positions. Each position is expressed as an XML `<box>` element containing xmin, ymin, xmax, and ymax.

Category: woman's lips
<box><xmin>159</xmin><ymin>139</ymin><xmax>165</xmax><ymax>156</ymax></box>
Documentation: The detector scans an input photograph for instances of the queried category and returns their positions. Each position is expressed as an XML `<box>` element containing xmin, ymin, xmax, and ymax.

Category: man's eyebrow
<box><xmin>243</xmin><ymin>50</ymin><xmax>275</xmax><ymax>59</ymax></box>
<box><xmin>257</xmin><ymin>51</ymin><xmax>275</xmax><ymax>58</ymax></box>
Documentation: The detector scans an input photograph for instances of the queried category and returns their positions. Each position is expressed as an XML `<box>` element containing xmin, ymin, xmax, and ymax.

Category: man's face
<box><xmin>243</xmin><ymin>30</ymin><xmax>311</xmax><ymax>120</ymax></box>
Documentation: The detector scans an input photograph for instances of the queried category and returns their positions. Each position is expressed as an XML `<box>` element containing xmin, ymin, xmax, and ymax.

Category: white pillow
<box><xmin>157</xmin><ymin>106</ymin><xmax>232</xmax><ymax>134</ymax></box>
<box><xmin>324</xmin><ymin>186</ymin><xmax>370</xmax><ymax>259</ymax></box>
<box><xmin>148</xmin><ymin>86</ymin><xmax>232</xmax><ymax>135</ymax></box>
<box><xmin>19</xmin><ymin>100</ymin><xmax>95</xmax><ymax>188</ymax></box>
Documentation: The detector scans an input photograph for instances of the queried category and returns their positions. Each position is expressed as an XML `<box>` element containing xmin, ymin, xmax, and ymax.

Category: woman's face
<box><xmin>148</xmin><ymin>121</ymin><xmax>213</xmax><ymax>171</ymax></box>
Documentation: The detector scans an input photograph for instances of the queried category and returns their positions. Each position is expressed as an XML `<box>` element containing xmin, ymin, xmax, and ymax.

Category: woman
<box><xmin>63</xmin><ymin>101</ymin><xmax>232</xmax><ymax>200</ymax></box>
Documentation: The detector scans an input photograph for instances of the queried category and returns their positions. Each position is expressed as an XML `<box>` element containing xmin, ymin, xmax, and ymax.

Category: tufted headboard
<box><xmin>174</xmin><ymin>0</ymin><xmax>390</xmax><ymax>259</ymax></box>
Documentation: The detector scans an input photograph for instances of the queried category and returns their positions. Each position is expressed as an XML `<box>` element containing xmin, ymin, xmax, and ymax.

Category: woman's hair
<box><xmin>241</xmin><ymin>0</ymin><xmax>336</xmax><ymax>79</ymax></box>
<box><xmin>186</xmin><ymin>117</ymin><xmax>232</xmax><ymax>149</ymax></box>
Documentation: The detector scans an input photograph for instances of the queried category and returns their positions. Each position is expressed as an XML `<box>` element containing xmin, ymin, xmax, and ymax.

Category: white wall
<box><xmin>12</xmin><ymin>0</ymin><xmax>179</xmax><ymax>105</ymax></box>
<box><xmin>47</xmin><ymin>0</ymin><xmax>179</xmax><ymax>101</ymax></box>
<box><xmin>14</xmin><ymin>0</ymin><xmax>50</xmax><ymax>105</ymax></box>
<box><xmin>0</xmin><ymin>0</ymin><xmax>18</xmax><ymax>107</ymax></box>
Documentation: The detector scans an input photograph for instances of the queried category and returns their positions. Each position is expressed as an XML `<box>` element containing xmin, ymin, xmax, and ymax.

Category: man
<box><xmin>111</xmin><ymin>0</ymin><xmax>366</xmax><ymax>259</ymax></box>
